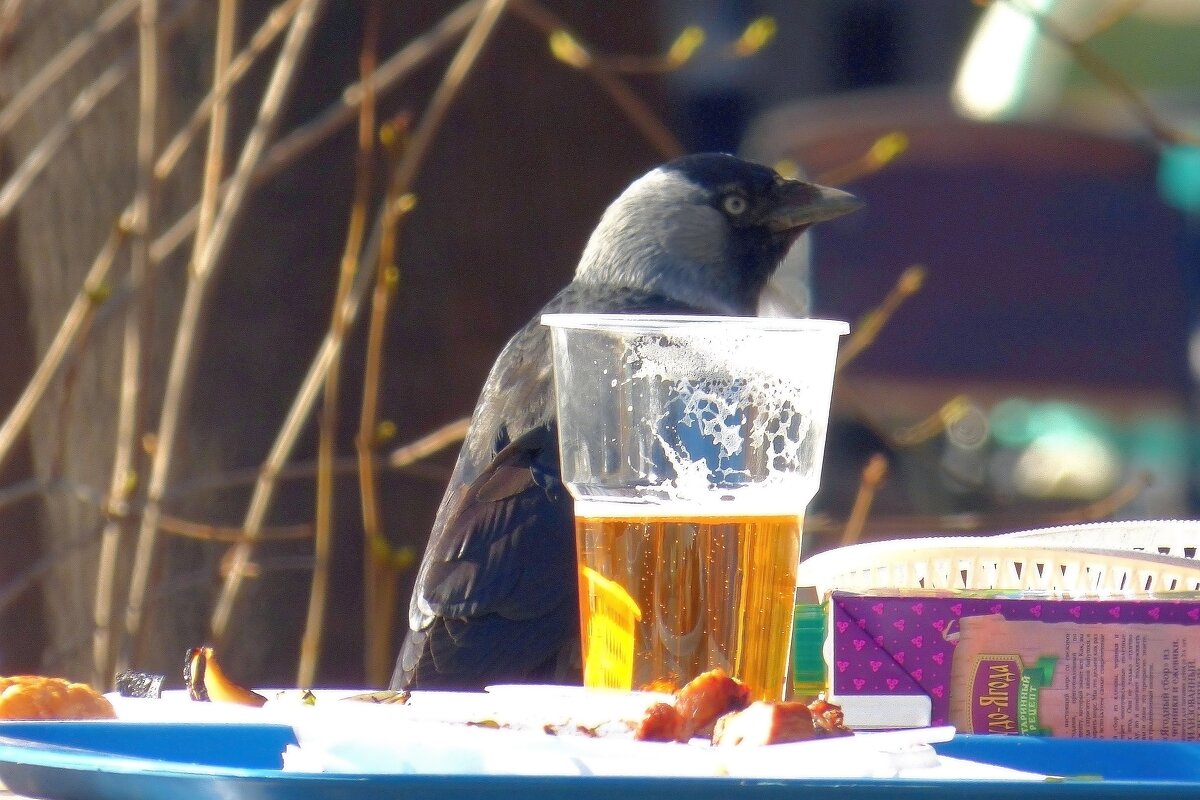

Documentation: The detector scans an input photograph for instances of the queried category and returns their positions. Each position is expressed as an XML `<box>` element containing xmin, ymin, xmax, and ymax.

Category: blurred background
<box><xmin>0</xmin><ymin>0</ymin><xmax>1196</xmax><ymax>691</ymax></box>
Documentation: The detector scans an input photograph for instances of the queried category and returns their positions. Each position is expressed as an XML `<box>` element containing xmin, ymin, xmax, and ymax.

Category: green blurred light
<box><xmin>989</xmin><ymin>397</ymin><xmax>1034</xmax><ymax>446</ymax></box>
<box><xmin>1128</xmin><ymin>416</ymin><xmax>1190</xmax><ymax>462</ymax></box>
<box><xmin>989</xmin><ymin>398</ymin><xmax>1112</xmax><ymax>448</ymax></box>
<box><xmin>1028</xmin><ymin>401</ymin><xmax>1106</xmax><ymax>438</ymax></box>
<box><xmin>1160</xmin><ymin>145</ymin><xmax>1200</xmax><ymax>214</ymax></box>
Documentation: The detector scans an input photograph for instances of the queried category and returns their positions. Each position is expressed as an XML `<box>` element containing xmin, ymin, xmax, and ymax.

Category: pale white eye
<box><xmin>722</xmin><ymin>193</ymin><xmax>748</xmax><ymax>216</ymax></box>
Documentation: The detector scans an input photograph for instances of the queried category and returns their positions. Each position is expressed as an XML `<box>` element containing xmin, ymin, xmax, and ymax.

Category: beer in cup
<box><xmin>543</xmin><ymin>314</ymin><xmax>847</xmax><ymax>702</ymax></box>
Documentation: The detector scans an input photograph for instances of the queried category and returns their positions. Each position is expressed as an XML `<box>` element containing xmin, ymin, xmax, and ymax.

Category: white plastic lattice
<box><xmin>797</xmin><ymin>520</ymin><xmax>1200</xmax><ymax>598</ymax></box>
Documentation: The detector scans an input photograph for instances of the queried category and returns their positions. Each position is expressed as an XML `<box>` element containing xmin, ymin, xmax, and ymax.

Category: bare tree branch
<box><xmin>212</xmin><ymin>0</ymin><xmax>513</xmax><ymax>668</ymax></box>
<box><xmin>157</xmin><ymin>420</ymin><xmax>463</xmax><ymax>506</ymax></box>
<box><xmin>0</xmin><ymin>0</ymin><xmax>199</xmax><ymax>220</ymax></box>
<box><xmin>0</xmin><ymin>0</ymin><xmax>137</xmax><ymax>137</ymax></box>
<box><xmin>1007</xmin><ymin>0</ymin><xmax>1200</xmax><ymax>147</ymax></box>
<box><xmin>0</xmin><ymin>56</ymin><xmax>131</xmax><ymax>219</ymax></box>
<box><xmin>149</xmin><ymin>0</ymin><xmax>483</xmax><ymax>274</ymax></box>
<box><xmin>0</xmin><ymin>220</ymin><xmax>129</xmax><ymax>475</ymax></box>
<box><xmin>0</xmin><ymin>0</ymin><xmax>32</xmax><ymax>60</ymax></box>
<box><xmin>508</xmin><ymin>0</ymin><xmax>683</xmax><ymax>159</ymax></box>
<box><xmin>261</xmin><ymin>0</ymin><xmax>484</xmax><ymax>178</ymax></box>
<box><xmin>207</xmin><ymin>211</ymin><xmax>380</xmax><ymax>644</ymax></box>
<box><xmin>122</xmin><ymin>0</ymin><xmax>329</xmax><ymax>671</ymax></box>
<box><xmin>388</xmin><ymin>417</ymin><xmax>469</xmax><ymax>470</ymax></box>
<box><xmin>299</xmin><ymin>0</ymin><xmax>381</xmax><ymax>689</ymax></box>
<box><xmin>159</xmin><ymin>514</ymin><xmax>310</xmax><ymax>544</ymax></box>
<box><xmin>91</xmin><ymin>0</ymin><xmax>165</xmax><ymax>688</ymax></box>
<box><xmin>154</xmin><ymin>0</ymin><xmax>301</xmax><ymax>179</ymax></box>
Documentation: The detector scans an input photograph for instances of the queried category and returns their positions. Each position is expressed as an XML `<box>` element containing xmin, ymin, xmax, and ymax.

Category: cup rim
<box><xmin>540</xmin><ymin>313</ymin><xmax>850</xmax><ymax>334</ymax></box>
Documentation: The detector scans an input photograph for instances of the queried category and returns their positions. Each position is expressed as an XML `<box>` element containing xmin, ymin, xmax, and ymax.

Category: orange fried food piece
<box><xmin>808</xmin><ymin>697</ymin><xmax>849</xmax><ymax>735</ymax></box>
<box><xmin>713</xmin><ymin>699</ymin><xmax>851</xmax><ymax>746</ymax></box>
<box><xmin>0</xmin><ymin>676</ymin><xmax>115</xmax><ymax>720</ymax></box>
<box><xmin>712</xmin><ymin>701</ymin><xmax>815</xmax><ymax>746</ymax></box>
<box><xmin>185</xmin><ymin>647</ymin><xmax>267</xmax><ymax>707</ymax></box>
<box><xmin>634</xmin><ymin>702</ymin><xmax>684</xmax><ymax>742</ymax></box>
<box><xmin>673</xmin><ymin>668</ymin><xmax>750</xmax><ymax>740</ymax></box>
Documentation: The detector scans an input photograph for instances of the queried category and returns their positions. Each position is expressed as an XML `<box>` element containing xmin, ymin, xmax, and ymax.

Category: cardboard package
<box><xmin>825</xmin><ymin>590</ymin><xmax>1200</xmax><ymax>739</ymax></box>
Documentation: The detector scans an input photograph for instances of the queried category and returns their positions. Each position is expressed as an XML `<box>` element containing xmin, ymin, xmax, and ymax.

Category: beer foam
<box><xmin>625</xmin><ymin>331</ymin><xmax>827</xmax><ymax>502</ymax></box>
<box><xmin>573</xmin><ymin>495</ymin><xmax>809</xmax><ymax>519</ymax></box>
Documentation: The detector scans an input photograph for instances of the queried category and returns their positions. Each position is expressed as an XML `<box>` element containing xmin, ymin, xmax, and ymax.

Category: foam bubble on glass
<box><xmin>542</xmin><ymin>314</ymin><xmax>848</xmax><ymax>518</ymax></box>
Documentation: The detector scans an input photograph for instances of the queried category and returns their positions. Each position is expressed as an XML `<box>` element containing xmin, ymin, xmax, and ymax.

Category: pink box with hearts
<box><xmin>826</xmin><ymin>590</ymin><xmax>1200</xmax><ymax>739</ymax></box>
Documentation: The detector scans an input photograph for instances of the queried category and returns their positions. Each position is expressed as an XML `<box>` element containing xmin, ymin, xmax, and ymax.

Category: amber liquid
<box><xmin>575</xmin><ymin>513</ymin><xmax>801</xmax><ymax>703</ymax></box>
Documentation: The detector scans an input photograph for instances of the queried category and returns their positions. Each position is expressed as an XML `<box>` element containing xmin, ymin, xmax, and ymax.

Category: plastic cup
<box><xmin>542</xmin><ymin>313</ymin><xmax>848</xmax><ymax>702</ymax></box>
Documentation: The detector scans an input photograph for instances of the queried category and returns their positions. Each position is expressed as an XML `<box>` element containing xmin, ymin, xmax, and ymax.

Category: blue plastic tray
<box><xmin>0</xmin><ymin>722</ymin><xmax>1198</xmax><ymax>799</ymax></box>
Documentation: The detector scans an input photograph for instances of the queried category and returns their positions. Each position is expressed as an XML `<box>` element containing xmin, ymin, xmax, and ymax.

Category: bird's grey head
<box><xmin>574</xmin><ymin>153</ymin><xmax>861</xmax><ymax>315</ymax></box>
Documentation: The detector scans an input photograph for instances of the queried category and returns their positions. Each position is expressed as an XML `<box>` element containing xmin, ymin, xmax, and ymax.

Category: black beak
<box><xmin>764</xmin><ymin>179</ymin><xmax>863</xmax><ymax>233</ymax></box>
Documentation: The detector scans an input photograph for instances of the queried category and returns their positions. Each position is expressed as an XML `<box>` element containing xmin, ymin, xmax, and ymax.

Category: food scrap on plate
<box><xmin>184</xmin><ymin>646</ymin><xmax>267</xmax><ymax>707</ymax></box>
<box><xmin>0</xmin><ymin>675</ymin><xmax>115</xmax><ymax>720</ymax></box>
<box><xmin>634</xmin><ymin>668</ymin><xmax>849</xmax><ymax>745</ymax></box>
<box><xmin>97</xmin><ymin>646</ymin><xmax>1025</xmax><ymax>780</ymax></box>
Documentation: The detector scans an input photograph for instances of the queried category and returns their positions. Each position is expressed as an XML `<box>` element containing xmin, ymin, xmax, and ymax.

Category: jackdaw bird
<box><xmin>392</xmin><ymin>153</ymin><xmax>860</xmax><ymax>690</ymax></box>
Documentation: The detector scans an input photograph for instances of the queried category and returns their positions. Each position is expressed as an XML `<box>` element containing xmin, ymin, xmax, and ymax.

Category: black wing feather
<box><xmin>394</xmin><ymin>286</ymin><xmax>699</xmax><ymax>690</ymax></box>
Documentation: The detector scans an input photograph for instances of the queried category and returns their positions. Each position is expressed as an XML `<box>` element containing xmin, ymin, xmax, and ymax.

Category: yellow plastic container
<box><xmin>579</xmin><ymin>566</ymin><xmax>643</xmax><ymax>690</ymax></box>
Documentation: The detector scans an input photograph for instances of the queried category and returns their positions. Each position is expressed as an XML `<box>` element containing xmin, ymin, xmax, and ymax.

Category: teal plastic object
<box><xmin>790</xmin><ymin>601</ymin><xmax>827</xmax><ymax>698</ymax></box>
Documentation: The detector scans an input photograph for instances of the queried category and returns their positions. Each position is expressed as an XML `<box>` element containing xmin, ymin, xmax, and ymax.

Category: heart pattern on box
<box><xmin>831</xmin><ymin>594</ymin><xmax>1200</xmax><ymax>727</ymax></box>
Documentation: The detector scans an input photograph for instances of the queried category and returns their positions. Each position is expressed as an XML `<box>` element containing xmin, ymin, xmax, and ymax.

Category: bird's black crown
<box><xmin>660</xmin><ymin>152</ymin><xmax>781</xmax><ymax>199</ymax></box>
